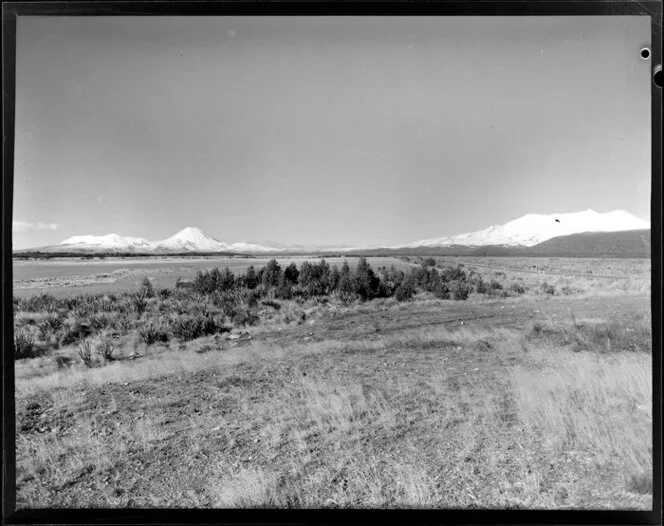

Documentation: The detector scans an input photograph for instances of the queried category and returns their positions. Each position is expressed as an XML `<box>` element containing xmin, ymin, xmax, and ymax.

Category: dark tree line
<box><xmin>190</xmin><ymin>257</ymin><xmax>519</xmax><ymax>303</ymax></box>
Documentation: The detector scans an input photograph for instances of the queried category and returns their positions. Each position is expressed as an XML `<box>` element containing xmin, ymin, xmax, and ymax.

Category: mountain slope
<box><xmin>525</xmin><ymin>229</ymin><xmax>651</xmax><ymax>257</ymax></box>
<box><xmin>400</xmin><ymin>210</ymin><xmax>650</xmax><ymax>248</ymax></box>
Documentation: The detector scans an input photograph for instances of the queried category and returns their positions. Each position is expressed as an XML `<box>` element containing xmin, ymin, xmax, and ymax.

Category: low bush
<box><xmin>262</xmin><ymin>300</ymin><xmax>281</xmax><ymax>311</ymax></box>
<box><xmin>140</xmin><ymin>277</ymin><xmax>155</xmax><ymax>298</ymax></box>
<box><xmin>14</xmin><ymin>330</ymin><xmax>37</xmax><ymax>360</ymax></box>
<box><xmin>138</xmin><ymin>324</ymin><xmax>170</xmax><ymax>345</ymax></box>
<box><xmin>232</xmin><ymin>310</ymin><xmax>260</xmax><ymax>327</ymax></box>
<box><xmin>60</xmin><ymin>320</ymin><xmax>93</xmax><ymax>346</ymax></box>
<box><xmin>97</xmin><ymin>338</ymin><xmax>116</xmax><ymax>362</ymax></box>
<box><xmin>395</xmin><ymin>280</ymin><xmax>416</xmax><ymax>302</ymax></box>
<box><xmin>54</xmin><ymin>355</ymin><xmax>74</xmax><ymax>369</ymax></box>
<box><xmin>540</xmin><ymin>283</ymin><xmax>556</xmax><ymax>296</ymax></box>
<box><xmin>77</xmin><ymin>341</ymin><xmax>94</xmax><ymax>368</ymax></box>
<box><xmin>170</xmin><ymin>315</ymin><xmax>229</xmax><ymax>341</ymax></box>
<box><xmin>509</xmin><ymin>282</ymin><xmax>526</xmax><ymax>295</ymax></box>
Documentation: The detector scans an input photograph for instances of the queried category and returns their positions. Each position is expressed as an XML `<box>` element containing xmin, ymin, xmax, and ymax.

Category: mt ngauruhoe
<box><xmin>20</xmin><ymin>209</ymin><xmax>649</xmax><ymax>254</ymax></box>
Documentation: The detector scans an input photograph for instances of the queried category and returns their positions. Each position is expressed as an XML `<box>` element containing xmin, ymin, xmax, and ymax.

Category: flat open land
<box><xmin>13</xmin><ymin>256</ymin><xmax>652</xmax><ymax>509</ymax></box>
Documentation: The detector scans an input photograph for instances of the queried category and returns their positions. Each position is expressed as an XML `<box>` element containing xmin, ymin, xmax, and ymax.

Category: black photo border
<box><xmin>2</xmin><ymin>2</ymin><xmax>662</xmax><ymax>524</ymax></box>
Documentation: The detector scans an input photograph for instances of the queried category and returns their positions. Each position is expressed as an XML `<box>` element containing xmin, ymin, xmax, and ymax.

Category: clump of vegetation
<box><xmin>60</xmin><ymin>320</ymin><xmax>93</xmax><ymax>346</ymax></box>
<box><xmin>14</xmin><ymin>330</ymin><xmax>37</xmax><ymax>360</ymax></box>
<box><xmin>170</xmin><ymin>315</ymin><xmax>229</xmax><ymax>341</ymax></box>
<box><xmin>140</xmin><ymin>277</ymin><xmax>155</xmax><ymax>298</ymax></box>
<box><xmin>77</xmin><ymin>341</ymin><xmax>94</xmax><ymax>368</ymax></box>
<box><xmin>138</xmin><ymin>324</ymin><xmax>170</xmax><ymax>345</ymax></box>
<box><xmin>540</xmin><ymin>282</ymin><xmax>556</xmax><ymax>296</ymax></box>
<box><xmin>509</xmin><ymin>282</ymin><xmax>526</xmax><ymax>295</ymax></box>
<box><xmin>97</xmin><ymin>338</ymin><xmax>116</xmax><ymax>362</ymax></box>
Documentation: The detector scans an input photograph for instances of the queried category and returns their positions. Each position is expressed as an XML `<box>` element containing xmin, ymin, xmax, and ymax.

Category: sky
<box><xmin>13</xmin><ymin>16</ymin><xmax>652</xmax><ymax>249</ymax></box>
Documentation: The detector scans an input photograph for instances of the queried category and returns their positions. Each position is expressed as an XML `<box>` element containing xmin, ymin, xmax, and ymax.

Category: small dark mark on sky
<box><xmin>555</xmin><ymin>219</ymin><xmax>560</xmax><ymax>223</ymax></box>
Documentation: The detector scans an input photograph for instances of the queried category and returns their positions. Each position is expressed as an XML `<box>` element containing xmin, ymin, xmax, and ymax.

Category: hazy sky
<box><xmin>13</xmin><ymin>16</ymin><xmax>651</xmax><ymax>249</ymax></box>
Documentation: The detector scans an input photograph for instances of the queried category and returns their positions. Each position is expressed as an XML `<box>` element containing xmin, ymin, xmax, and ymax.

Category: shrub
<box><xmin>170</xmin><ymin>315</ymin><xmax>228</xmax><ymax>341</ymax></box>
<box><xmin>432</xmin><ymin>280</ymin><xmax>450</xmax><ymax>299</ymax></box>
<box><xmin>54</xmin><ymin>355</ymin><xmax>74</xmax><ymax>369</ymax></box>
<box><xmin>37</xmin><ymin>313</ymin><xmax>63</xmax><ymax>337</ymax></box>
<box><xmin>474</xmin><ymin>279</ymin><xmax>488</xmax><ymax>294</ymax></box>
<box><xmin>337</xmin><ymin>264</ymin><xmax>357</xmax><ymax>302</ymax></box>
<box><xmin>509</xmin><ymin>282</ymin><xmax>526</xmax><ymax>295</ymax></box>
<box><xmin>261</xmin><ymin>259</ymin><xmax>283</xmax><ymax>288</ymax></box>
<box><xmin>354</xmin><ymin>258</ymin><xmax>380</xmax><ymax>301</ymax></box>
<box><xmin>395</xmin><ymin>279</ymin><xmax>416</xmax><ymax>302</ymax></box>
<box><xmin>98</xmin><ymin>338</ymin><xmax>116</xmax><ymax>362</ymax></box>
<box><xmin>243</xmin><ymin>266</ymin><xmax>260</xmax><ymax>289</ymax></box>
<box><xmin>262</xmin><ymin>300</ymin><xmax>281</xmax><ymax>311</ymax></box>
<box><xmin>158</xmin><ymin>288</ymin><xmax>171</xmax><ymax>300</ymax></box>
<box><xmin>245</xmin><ymin>287</ymin><xmax>265</xmax><ymax>308</ymax></box>
<box><xmin>232</xmin><ymin>310</ymin><xmax>260</xmax><ymax>327</ymax></box>
<box><xmin>131</xmin><ymin>294</ymin><xmax>148</xmax><ymax>315</ymax></box>
<box><xmin>490</xmin><ymin>280</ymin><xmax>503</xmax><ymax>292</ymax></box>
<box><xmin>541</xmin><ymin>283</ymin><xmax>556</xmax><ymax>296</ymax></box>
<box><xmin>441</xmin><ymin>265</ymin><xmax>467</xmax><ymax>283</ymax></box>
<box><xmin>450</xmin><ymin>281</ymin><xmax>471</xmax><ymax>301</ymax></box>
<box><xmin>14</xmin><ymin>331</ymin><xmax>37</xmax><ymax>360</ymax></box>
<box><xmin>284</xmin><ymin>263</ymin><xmax>299</xmax><ymax>285</ymax></box>
<box><xmin>60</xmin><ymin>320</ymin><xmax>93</xmax><ymax>346</ymax></box>
<box><xmin>275</xmin><ymin>278</ymin><xmax>293</xmax><ymax>300</ymax></box>
<box><xmin>215</xmin><ymin>296</ymin><xmax>240</xmax><ymax>318</ymax></box>
<box><xmin>88</xmin><ymin>313</ymin><xmax>112</xmax><ymax>331</ymax></box>
<box><xmin>78</xmin><ymin>340</ymin><xmax>94</xmax><ymax>367</ymax></box>
<box><xmin>19</xmin><ymin>293</ymin><xmax>59</xmax><ymax>313</ymax></box>
<box><xmin>138</xmin><ymin>324</ymin><xmax>170</xmax><ymax>345</ymax></box>
<box><xmin>140</xmin><ymin>277</ymin><xmax>155</xmax><ymax>298</ymax></box>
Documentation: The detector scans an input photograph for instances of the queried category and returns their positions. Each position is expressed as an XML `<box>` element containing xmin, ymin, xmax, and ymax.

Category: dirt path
<box><xmin>257</xmin><ymin>294</ymin><xmax>650</xmax><ymax>346</ymax></box>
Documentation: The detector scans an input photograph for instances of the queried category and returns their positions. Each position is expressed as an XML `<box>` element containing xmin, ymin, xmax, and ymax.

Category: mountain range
<box><xmin>16</xmin><ymin>209</ymin><xmax>650</xmax><ymax>256</ymax></box>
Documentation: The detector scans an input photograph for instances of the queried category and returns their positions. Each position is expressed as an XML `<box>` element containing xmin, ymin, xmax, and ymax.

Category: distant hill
<box><xmin>524</xmin><ymin>229</ymin><xmax>650</xmax><ymax>257</ymax></box>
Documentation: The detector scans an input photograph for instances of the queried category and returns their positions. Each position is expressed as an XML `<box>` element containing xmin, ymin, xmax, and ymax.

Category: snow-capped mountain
<box><xmin>58</xmin><ymin>233</ymin><xmax>152</xmax><ymax>250</ymax></box>
<box><xmin>20</xmin><ymin>209</ymin><xmax>650</xmax><ymax>254</ymax></box>
<box><xmin>398</xmin><ymin>209</ymin><xmax>650</xmax><ymax>248</ymax></box>
<box><xmin>150</xmin><ymin>227</ymin><xmax>231</xmax><ymax>252</ymax></box>
<box><xmin>40</xmin><ymin>227</ymin><xmax>304</xmax><ymax>254</ymax></box>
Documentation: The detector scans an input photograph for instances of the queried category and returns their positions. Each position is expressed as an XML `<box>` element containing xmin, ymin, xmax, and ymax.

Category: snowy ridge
<box><xmin>48</xmin><ymin>227</ymin><xmax>362</xmax><ymax>254</ymax></box>
<box><xmin>398</xmin><ymin>209</ymin><xmax>650</xmax><ymax>248</ymax></box>
<box><xmin>59</xmin><ymin>233</ymin><xmax>152</xmax><ymax>250</ymax></box>
<box><xmin>33</xmin><ymin>210</ymin><xmax>650</xmax><ymax>254</ymax></box>
<box><xmin>53</xmin><ymin>228</ymin><xmax>299</xmax><ymax>253</ymax></box>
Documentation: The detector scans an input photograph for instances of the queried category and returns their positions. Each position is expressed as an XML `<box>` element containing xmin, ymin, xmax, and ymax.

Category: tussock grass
<box><xmin>512</xmin><ymin>342</ymin><xmax>652</xmax><ymax>507</ymax></box>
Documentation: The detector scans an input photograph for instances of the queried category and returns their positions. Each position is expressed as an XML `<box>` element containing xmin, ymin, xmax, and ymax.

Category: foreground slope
<box><xmin>16</xmin><ymin>291</ymin><xmax>651</xmax><ymax>509</ymax></box>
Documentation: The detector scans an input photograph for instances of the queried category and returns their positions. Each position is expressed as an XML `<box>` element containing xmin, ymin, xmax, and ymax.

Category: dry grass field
<box><xmin>13</xmin><ymin>256</ymin><xmax>652</xmax><ymax>509</ymax></box>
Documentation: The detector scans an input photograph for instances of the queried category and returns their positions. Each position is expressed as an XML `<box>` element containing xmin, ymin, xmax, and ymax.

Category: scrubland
<box><xmin>13</xmin><ymin>257</ymin><xmax>652</xmax><ymax>509</ymax></box>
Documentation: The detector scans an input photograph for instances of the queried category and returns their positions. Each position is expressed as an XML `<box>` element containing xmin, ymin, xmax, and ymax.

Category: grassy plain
<box><xmin>13</xmin><ymin>256</ymin><xmax>652</xmax><ymax>509</ymax></box>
